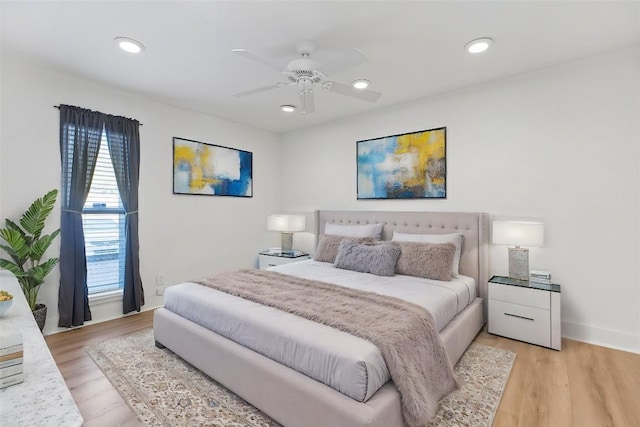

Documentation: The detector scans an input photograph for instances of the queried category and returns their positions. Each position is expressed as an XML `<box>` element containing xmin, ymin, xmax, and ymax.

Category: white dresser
<box><xmin>0</xmin><ymin>272</ymin><xmax>83</xmax><ymax>426</ymax></box>
<box><xmin>258</xmin><ymin>250</ymin><xmax>310</xmax><ymax>270</ymax></box>
<box><xmin>488</xmin><ymin>275</ymin><xmax>561</xmax><ymax>350</ymax></box>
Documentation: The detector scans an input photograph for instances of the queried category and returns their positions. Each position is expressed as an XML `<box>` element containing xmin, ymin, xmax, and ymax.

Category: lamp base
<box><xmin>281</xmin><ymin>232</ymin><xmax>294</xmax><ymax>254</ymax></box>
<box><xmin>508</xmin><ymin>247</ymin><xmax>529</xmax><ymax>280</ymax></box>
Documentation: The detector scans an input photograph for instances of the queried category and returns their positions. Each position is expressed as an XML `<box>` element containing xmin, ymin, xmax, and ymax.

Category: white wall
<box><xmin>0</xmin><ymin>59</ymin><xmax>282</xmax><ymax>334</ymax></box>
<box><xmin>280</xmin><ymin>48</ymin><xmax>640</xmax><ymax>353</ymax></box>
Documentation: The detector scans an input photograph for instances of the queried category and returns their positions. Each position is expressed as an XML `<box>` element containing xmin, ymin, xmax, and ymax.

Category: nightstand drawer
<box><xmin>488</xmin><ymin>300</ymin><xmax>551</xmax><ymax>347</ymax></box>
<box><xmin>259</xmin><ymin>256</ymin><xmax>291</xmax><ymax>269</ymax></box>
<box><xmin>489</xmin><ymin>282</ymin><xmax>550</xmax><ymax>309</ymax></box>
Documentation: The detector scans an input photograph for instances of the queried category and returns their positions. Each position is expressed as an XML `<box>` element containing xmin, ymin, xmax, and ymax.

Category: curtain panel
<box><xmin>58</xmin><ymin>105</ymin><xmax>143</xmax><ymax>327</ymax></box>
<box><xmin>58</xmin><ymin>105</ymin><xmax>102</xmax><ymax>327</ymax></box>
<box><xmin>104</xmin><ymin>115</ymin><xmax>144</xmax><ymax>313</ymax></box>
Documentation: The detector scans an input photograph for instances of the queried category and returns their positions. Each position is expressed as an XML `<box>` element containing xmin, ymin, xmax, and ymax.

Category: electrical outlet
<box><xmin>156</xmin><ymin>286</ymin><xmax>165</xmax><ymax>296</ymax></box>
<box><xmin>156</xmin><ymin>274</ymin><xmax>165</xmax><ymax>285</ymax></box>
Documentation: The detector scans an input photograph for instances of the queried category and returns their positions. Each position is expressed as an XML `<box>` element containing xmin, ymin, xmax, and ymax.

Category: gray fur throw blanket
<box><xmin>194</xmin><ymin>269</ymin><xmax>459</xmax><ymax>426</ymax></box>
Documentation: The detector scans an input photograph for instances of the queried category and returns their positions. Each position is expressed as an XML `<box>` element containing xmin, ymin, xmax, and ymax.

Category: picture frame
<box><xmin>173</xmin><ymin>137</ymin><xmax>253</xmax><ymax>197</ymax></box>
<box><xmin>357</xmin><ymin>127</ymin><xmax>446</xmax><ymax>199</ymax></box>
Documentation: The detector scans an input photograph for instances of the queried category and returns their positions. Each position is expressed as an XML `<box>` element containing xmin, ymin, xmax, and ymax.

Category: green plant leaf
<box><xmin>5</xmin><ymin>219</ymin><xmax>27</xmax><ymax>239</ymax></box>
<box><xmin>29</xmin><ymin>229</ymin><xmax>61</xmax><ymax>262</ymax></box>
<box><xmin>3</xmin><ymin>189</ymin><xmax>60</xmax><ymax>310</ymax></box>
<box><xmin>0</xmin><ymin>228</ymin><xmax>30</xmax><ymax>261</ymax></box>
<box><xmin>0</xmin><ymin>243</ymin><xmax>23</xmax><ymax>266</ymax></box>
<box><xmin>19</xmin><ymin>189</ymin><xmax>58</xmax><ymax>240</ymax></box>
<box><xmin>26</xmin><ymin>257</ymin><xmax>59</xmax><ymax>285</ymax></box>
<box><xmin>0</xmin><ymin>258</ymin><xmax>26</xmax><ymax>277</ymax></box>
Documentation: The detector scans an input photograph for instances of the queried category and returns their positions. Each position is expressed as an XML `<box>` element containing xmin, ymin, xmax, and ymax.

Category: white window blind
<box><xmin>82</xmin><ymin>132</ymin><xmax>125</xmax><ymax>295</ymax></box>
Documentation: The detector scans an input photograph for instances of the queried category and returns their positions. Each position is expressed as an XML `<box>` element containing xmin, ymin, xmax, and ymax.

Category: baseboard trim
<box><xmin>43</xmin><ymin>304</ymin><xmax>163</xmax><ymax>336</ymax></box>
<box><xmin>562</xmin><ymin>321</ymin><xmax>640</xmax><ymax>354</ymax></box>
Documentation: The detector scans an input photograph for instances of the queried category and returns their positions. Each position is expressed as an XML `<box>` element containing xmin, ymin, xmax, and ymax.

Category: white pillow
<box><xmin>324</xmin><ymin>223</ymin><xmax>383</xmax><ymax>240</ymax></box>
<box><xmin>392</xmin><ymin>231</ymin><xmax>464</xmax><ymax>276</ymax></box>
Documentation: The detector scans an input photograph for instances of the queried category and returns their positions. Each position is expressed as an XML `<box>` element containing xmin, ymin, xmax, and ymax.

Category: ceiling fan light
<box><xmin>280</xmin><ymin>105</ymin><xmax>296</xmax><ymax>113</ymax></box>
<box><xmin>115</xmin><ymin>37</ymin><xmax>145</xmax><ymax>54</ymax></box>
<box><xmin>465</xmin><ymin>38</ymin><xmax>493</xmax><ymax>54</ymax></box>
<box><xmin>351</xmin><ymin>79</ymin><xmax>370</xmax><ymax>89</ymax></box>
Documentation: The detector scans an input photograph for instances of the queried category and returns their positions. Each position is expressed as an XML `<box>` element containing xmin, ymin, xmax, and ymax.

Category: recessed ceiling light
<box><xmin>351</xmin><ymin>79</ymin><xmax>370</xmax><ymax>89</ymax></box>
<box><xmin>280</xmin><ymin>105</ymin><xmax>296</xmax><ymax>113</ymax></box>
<box><xmin>115</xmin><ymin>37</ymin><xmax>145</xmax><ymax>54</ymax></box>
<box><xmin>465</xmin><ymin>38</ymin><xmax>493</xmax><ymax>54</ymax></box>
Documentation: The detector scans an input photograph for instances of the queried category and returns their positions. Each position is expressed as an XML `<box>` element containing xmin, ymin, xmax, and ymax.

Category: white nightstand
<box><xmin>488</xmin><ymin>275</ymin><xmax>561</xmax><ymax>350</ymax></box>
<box><xmin>258</xmin><ymin>250</ymin><xmax>310</xmax><ymax>270</ymax></box>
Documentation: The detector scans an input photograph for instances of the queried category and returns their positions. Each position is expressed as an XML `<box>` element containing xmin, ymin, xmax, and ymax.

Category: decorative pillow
<box><xmin>392</xmin><ymin>231</ymin><xmax>464</xmax><ymax>276</ymax></box>
<box><xmin>333</xmin><ymin>240</ymin><xmax>400</xmax><ymax>277</ymax></box>
<box><xmin>324</xmin><ymin>223</ymin><xmax>383</xmax><ymax>240</ymax></box>
<box><xmin>314</xmin><ymin>234</ymin><xmax>373</xmax><ymax>263</ymax></box>
<box><xmin>394</xmin><ymin>241</ymin><xmax>456</xmax><ymax>281</ymax></box>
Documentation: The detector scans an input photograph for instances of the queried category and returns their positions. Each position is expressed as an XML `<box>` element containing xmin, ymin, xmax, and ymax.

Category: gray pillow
<box><xmin>314</xmin><ymin>235</ymin><xmax>373</xmax><ymax>263</ymax></box>
<box><xmin>333</xmin><ymin>240</ymin><xmax>400</xmax><ymax>277</ymax></box>
<box><xmin>394</xmin><ymin>241</ymin><xmax>456</xmax><ymax>281</ymax></box>
<box><xmin>392</xmin><ymin>232</ymin><xmax>464</xmax><ymax>276</ymax></box>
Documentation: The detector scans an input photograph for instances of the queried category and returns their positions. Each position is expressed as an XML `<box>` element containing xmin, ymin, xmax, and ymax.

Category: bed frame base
<box><xmin>154</xmin><ymin>210</ymin><xmax>489</xmax><ymax>426</ymax></box>
<box><xmin>154</xmin><ymin>297</ymin><xmax>484</xmax><ymax>427</ymax></box>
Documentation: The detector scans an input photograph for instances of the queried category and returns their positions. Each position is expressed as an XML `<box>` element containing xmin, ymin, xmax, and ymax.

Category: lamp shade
<box><xmin>492</xmin><ymin>221</ymin><xmax>544</xmax><ymax>247</ymax></box>
<box><xmin>267</xmin><ymin>214</ymin><xmax>306</xmax><ymax>233</ymax></box>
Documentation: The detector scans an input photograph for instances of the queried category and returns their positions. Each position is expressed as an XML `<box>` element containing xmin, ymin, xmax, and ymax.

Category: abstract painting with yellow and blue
<box><xmin>173</xmin><ymin>137</ymin><xmax>252</xmax><ymax>197</ymax></box>
<box><xmin>357</xmin><ymin>127</ymin><xmax>446</xmax><ymax>199</ymax></box>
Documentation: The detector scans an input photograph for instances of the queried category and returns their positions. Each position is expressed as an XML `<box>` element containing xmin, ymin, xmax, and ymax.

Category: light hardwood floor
<box><xmin>45</xmin><ymin>310</ymin><xmax>640</xmax><ymax>427</ymax></box>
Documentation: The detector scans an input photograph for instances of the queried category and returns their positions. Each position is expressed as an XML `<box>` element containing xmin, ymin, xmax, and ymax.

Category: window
<box><xmin>82</xmin><ymin>131</ymin><xmax>125</xmax><ymax>295</ymax></box>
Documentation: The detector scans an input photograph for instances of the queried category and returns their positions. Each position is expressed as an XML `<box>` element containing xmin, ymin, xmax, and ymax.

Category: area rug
<box><xmin>86</xmin><ymin>329</ymin><xmax>515</xmax><ymax>427</ymax></box>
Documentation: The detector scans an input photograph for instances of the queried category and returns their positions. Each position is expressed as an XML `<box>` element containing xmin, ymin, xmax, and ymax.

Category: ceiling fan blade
<box><xmin>326</xmin><ymin>81</ymin><xmax>382</xmax><ymax>103</ymax></box>
<box><xmin>232</xmin><ymin>84</ymin><xmax>283</xmax><ymax>97</ymax></box>
<box><xmin>232</xmin><ymin>49</ymin><xmax>283</xmax><ymax>73</ymax></box>
<box><xmin>316</xmin><ymin>48</ymin><xmax>367</xmax><ymax>76</ymax></box>
<box><xmin>300</xmin><ymin>90</ymin><xmax>315</xmax><ymax>114</ymax></box>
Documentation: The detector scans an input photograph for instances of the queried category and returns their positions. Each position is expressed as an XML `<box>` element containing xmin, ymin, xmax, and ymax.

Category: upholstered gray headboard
<box><xmin>315</xmin><ymin>210</ymin><xmax>490</xmax><ymax>300</ymax></box>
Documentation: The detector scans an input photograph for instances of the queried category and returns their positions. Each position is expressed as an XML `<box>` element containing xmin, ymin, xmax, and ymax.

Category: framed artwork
<box><xmin>173</xmin><ymin>137</ymin><xmax>253</xmax><ymax>197</ymax></box>
<box><xmin>357</xmin><ymin>127</ymin><xmax>446</xmax><ymax>199</ymax></box>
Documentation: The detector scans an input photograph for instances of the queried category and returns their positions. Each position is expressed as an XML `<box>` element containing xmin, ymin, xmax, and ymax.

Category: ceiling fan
<box><xmin>232</xmin><ymin>41</ymin><xmax>382</xmax><ymax>114</ymax></box>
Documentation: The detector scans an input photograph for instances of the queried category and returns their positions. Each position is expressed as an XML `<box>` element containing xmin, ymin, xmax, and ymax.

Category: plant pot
<box><xmin>33</xmin><ymin>303</ymin><xmax>47</xmax><ymax>332</ymax></box>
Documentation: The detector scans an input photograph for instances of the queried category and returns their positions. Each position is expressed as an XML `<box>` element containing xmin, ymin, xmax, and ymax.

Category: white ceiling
<box><xmin>2</xmin><ymin>1</ymin><xmax>639</xmax><ymax>133</ymax></box>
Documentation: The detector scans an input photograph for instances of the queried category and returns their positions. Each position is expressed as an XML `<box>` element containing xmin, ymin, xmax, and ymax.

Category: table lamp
<box><xmin>267</xmin><ymin>214</ymin><xmax>306</xmax><ymax>254</ymax></box>
<box><xmin>492</xmin><ymin>221</ymin><xmax>544</xmax><ymax>280</ymax></box>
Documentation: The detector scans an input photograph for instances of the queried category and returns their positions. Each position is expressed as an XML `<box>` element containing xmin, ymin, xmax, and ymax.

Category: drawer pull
<box><xmin>268</xmin><ymin>264</ymin><xmax>277</xmax><ymax>267</ymax></box>
<box><xmin>504</xmin><ymin>312</ymin><xmax>534</xmax><ymax>321</ymax></box>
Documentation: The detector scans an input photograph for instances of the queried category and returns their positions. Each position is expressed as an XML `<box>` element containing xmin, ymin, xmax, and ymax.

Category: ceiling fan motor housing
<box><xmin>286</xmin><ymin>58</ymin><xmax>324</xmax><ymax>83</ymax></box>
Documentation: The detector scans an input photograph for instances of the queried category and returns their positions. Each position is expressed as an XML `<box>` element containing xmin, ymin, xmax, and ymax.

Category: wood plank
<box><xmin>78</xmin><ymin>386</ymin><xmax>132</xmax><ymax>421</ymax></box>
<box><xmin>600</xmin><ymin>345</ymin><xmax>640</xmax><ymax>425</ymax></box>
<box><xmin>566</xmin><ymin>339</ymin><xmax>630</xmax><ymax>427</ymax></box>
<box><xmin>516</xmin><ymin>345</ymin><xmax>572</xmax><ymax>427</ymax></box>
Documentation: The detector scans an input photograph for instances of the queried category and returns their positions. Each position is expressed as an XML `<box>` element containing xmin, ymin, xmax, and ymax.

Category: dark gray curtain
<box><xmin>58</xmin><ymin>105</ymin><xmax>103</xmax><ymax>327</ymax></box>
<box><xmin>104</xmin><ymin>116</ymin><xmax>144</xmax><ymax>313</ymax></box>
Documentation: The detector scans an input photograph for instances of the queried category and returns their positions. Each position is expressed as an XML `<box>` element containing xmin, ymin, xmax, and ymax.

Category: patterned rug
<box><xmin>86</xmin><ymin>329</ymin><xmax>515</xmax><ymax>427</ymax></box>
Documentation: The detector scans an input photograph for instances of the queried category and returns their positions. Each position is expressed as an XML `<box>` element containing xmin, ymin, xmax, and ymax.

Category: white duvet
<box><xmin>163</xmin><ymin>260</ymin><xmax>476</xmax><ymax>403</ymax></box>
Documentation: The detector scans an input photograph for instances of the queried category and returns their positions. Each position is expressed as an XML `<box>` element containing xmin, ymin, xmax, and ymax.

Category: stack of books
<box><xmin>0</xmin><ymin>333</ymin><xmax>24</xmax><ymax>389</ymax></box>
<box><xmin>530</xmin><ymin>270</ymin><xmax>552</xmax><ymax>285</ymax></box>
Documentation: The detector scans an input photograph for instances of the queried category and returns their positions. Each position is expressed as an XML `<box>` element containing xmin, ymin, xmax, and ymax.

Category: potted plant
<box><xmin>0</xmin><ymin>189</ymin><xmax>60</xmax><ymax>331</ymax></box>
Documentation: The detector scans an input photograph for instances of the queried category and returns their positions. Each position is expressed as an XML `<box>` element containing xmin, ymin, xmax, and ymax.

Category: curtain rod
<box><xmin>53</xmin><ymin>105</ymin><xmax>143</xmax><ymax>125</ymax></box>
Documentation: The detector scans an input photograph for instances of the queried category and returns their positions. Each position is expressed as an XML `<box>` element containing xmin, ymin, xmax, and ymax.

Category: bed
<box><xmin>154</xmin><ymin>210</ymin><xmax>489</xmax><ymax>427</ymax></box>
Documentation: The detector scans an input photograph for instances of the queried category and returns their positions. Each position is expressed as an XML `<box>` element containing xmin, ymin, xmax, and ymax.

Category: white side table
<box><xmin>258</xmin><ymin>250</ymin><xmax>310</xmax><ymax>270</ymax></box>
<box><xmin>488</xmin><ymin>275</ymin><xmax>561</xmax><ymax>350</ymax></box>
